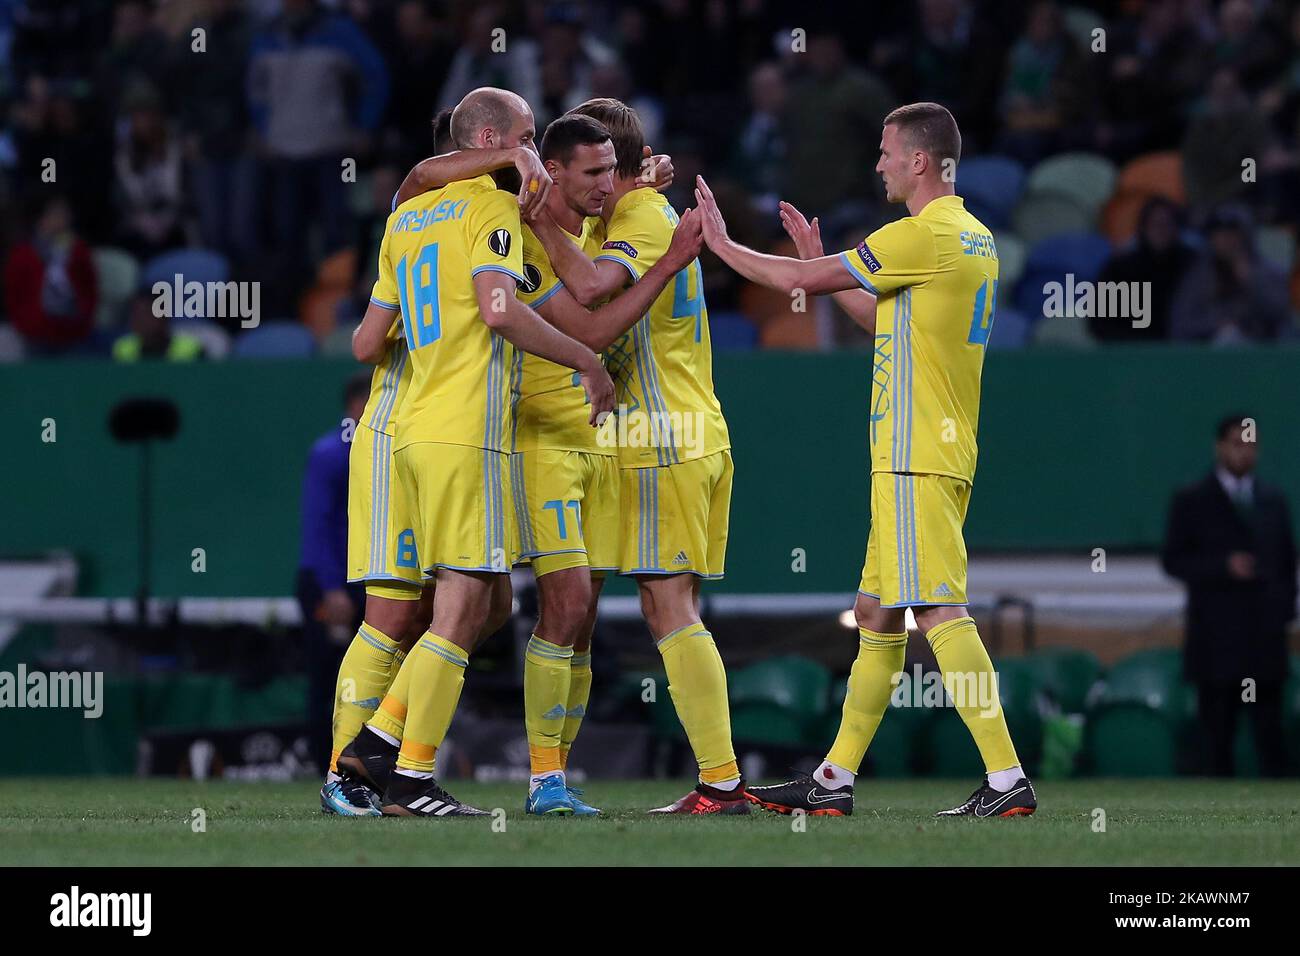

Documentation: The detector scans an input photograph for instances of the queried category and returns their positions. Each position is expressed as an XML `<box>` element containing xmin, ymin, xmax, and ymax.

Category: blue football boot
<box><xmin>565</xmin><ymin>786</ymin><xmax>601</xmax><ymax>816</ymax></box>
<box><xmin>320</xmin><ymin>772</ymin><xmax>382</xmax><ymax>817</ymax></box>
<box><xmin>525</xmin><ymin>775</ymin><xmax>575</xmax><ymax>815</ymax></box>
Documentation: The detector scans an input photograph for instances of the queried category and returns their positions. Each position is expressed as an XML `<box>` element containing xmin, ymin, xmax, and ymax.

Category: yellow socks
<box><xmin>559</xmin><ymin>651</ymin><xmax>592</xmax><ymax>769</ymax></box>
<box><xmin>524</xmin><ymin>634</ymin><xmax>573</xmax><ymax>775</ymax></box>
<box><xmin>657</xmin><ymin>623</ymin><xmax>739</xmax><ymax>786</ymax></box>
<box><xmin>330</xmin><ymin>624</ymin><xmax>402</xmax><ymax>772</ymax></box>
<box><xmin>826</xmin><ymin>627</ymin><xmax>909</xmax><ymax>773</ymax></box>
<box><xmin>383</xmin><ymin>633</ymin><xmax>469</xmax><ymax>775</ymax></box>
<box><xmin>926</xmin><ymin>616</ymin><xmax>1020</xmax><ymax>773</ymax></box>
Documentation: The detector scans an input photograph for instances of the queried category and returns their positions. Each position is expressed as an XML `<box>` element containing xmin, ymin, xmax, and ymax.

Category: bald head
<box><xmin>451</xmin><ymin>87</ymin><xmax>534</xmax><ymax>150</ymax></box>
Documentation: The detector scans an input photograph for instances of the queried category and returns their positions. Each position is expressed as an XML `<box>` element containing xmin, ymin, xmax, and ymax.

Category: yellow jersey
<box><xmin>511</xmin><ymin>218</ymin><xmax>616</xmax><ymax>456</ymax></box>
<box><xmin>593</xmin><ymin>188</ymin><xmax>730</xmax><ymax>468</ymax></box>
<box><xmin>838</xmin><ymin>195</ymin><xmax>997</xmax><ymax>484</ymax></box>
<box><xmin>357</xmin><ymin>320</ymin><xmax>411</xmax><ymax>437</ymax></box>
<box><xmin>370</xmin><ymin>175</ymin><xmax>524</xmax><ymax>453</ymax></box>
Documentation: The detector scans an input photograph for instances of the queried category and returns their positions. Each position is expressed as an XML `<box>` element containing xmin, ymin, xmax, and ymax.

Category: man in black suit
<box><xmin>1162</xmin><ymin>413</ymin><xmax>1296</xmax><ymax>776</ymax></box>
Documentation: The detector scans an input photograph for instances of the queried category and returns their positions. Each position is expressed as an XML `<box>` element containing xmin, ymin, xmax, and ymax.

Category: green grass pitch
<box><xmin>2</xmin><ymin>778</ymin><xmax>1298</xmax><ymax>866</ymax></box>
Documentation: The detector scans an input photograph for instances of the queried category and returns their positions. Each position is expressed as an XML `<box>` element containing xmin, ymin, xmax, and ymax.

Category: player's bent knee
<box><xmin>913</xmin><ymin>603</ymin><xmax>969</xmax><ymax>636</ymax></box>
<box><xmin>537</xmin><ymin>569</ymin><xmax>592</xmax><ymax>644</ymax></box>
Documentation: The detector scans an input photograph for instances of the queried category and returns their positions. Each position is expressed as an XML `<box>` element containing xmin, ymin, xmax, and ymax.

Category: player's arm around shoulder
<box><xmin>354</xmin><ymin>218</ymin><xmax>401</xmax><ymax>363</ymax></box>
<box><xmin>533</xmin><ymin>212</ymin><xmax>630</xmax><ymax>308</ymax></box>
<box><xmin>535</xmin><ymin>208</ymin><xmax>704</xmax><ymax>352</ymax></box>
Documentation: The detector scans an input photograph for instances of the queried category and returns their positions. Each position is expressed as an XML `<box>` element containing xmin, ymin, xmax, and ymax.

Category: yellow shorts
<box><xmin>511</xmin><ymin>449</ymin><xmax>620</xmax><ymax>577</ymax></box>
<box><xmin>620</xmin><ymin>450</ymin><xmax>732</xmax><ymax>579</ymax></box>
<box><xmin>394</xmin><ymin>441</ymin><xmax>516</xmax><ymax>575</ymax></box>
<box><xmin>860</xmin><ymin>471</ymin><xmax>971</xmax><ymax>608</ymax></box>
<box><xmin>347</xmin><ymin>422</ymin><xmax>423</xmax><ymax>590</ymax></box>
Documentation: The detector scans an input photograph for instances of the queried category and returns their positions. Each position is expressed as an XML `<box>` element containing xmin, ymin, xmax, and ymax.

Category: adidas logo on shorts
<box><xmin>934</xmin><ymin>582</ymin><xmax>954</xmax><ymax>598</ymax></box>
<box><xmin>672</xmin><ymin>550</ymin><xmax>689</xmax><ymax>565</ymax></box>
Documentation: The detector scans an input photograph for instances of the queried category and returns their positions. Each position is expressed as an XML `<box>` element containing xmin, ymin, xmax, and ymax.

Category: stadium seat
<box><xmin>729</xmin><ymin>655</ymin><xmax>830</xmax><ymax>747</ymax></box>
<box><xmin>141</xmin><ymin>248</ymin><xmax>230</xmax><ymax>289</ymax></box>
<box><xmin>0</xmin><ymin>324</ymin><xmax>26</xmax><ymax>362</ymax></box>
<box><xmin>985</xmin><ymin>306</ymin><xmax>1030</xmax><ymax>349</ymax></box>
<box><xmin>1094</xmin><ymin>649</ymin><xmax>1187</xmax><ymax>714</ymax></box>
<box><xmin>92</xmin><ymin>247</ymin><xmax>141</xmax><ymax>328</ymax></box>
<box><xmin>1026</xmin><ymin>152</ymin><xmax>1118</xmax><ymax>217</ymax></box>
<box><xmin>1030</xmin><ymin>316</ymin><xmax>1096</xmax><ymax>348</ymax></box>
<box><xmin>993</xmin><ymin>232</ymin><xmax>1026</xmax><ymax>297</ymax></box>
<box><xmin>1062</xmin><ymin>4</ymin><xmax>1102</xmax><ymax>46</ymax></box>
<box><xmin>957</xmin><ymin>155</ymin><xmax>1027</xmax><ymax>229</ymax></box>
<box><xmin>231</xmin><ymin>321</ymin><xmax>317</xmax><ymax>359</ymax></box>
<box><xmin>1256</xmin><ymin>225</ymin><xmax>1296</xmax><ymax>272</ymax></box>
<box><xmin>922</xmin><ymin>658</ymin><xmax>1043</xmax><ymax>776</ymax></box>
<box><xmin>321</xmin><ymin>324</ymin><xmax>358</xmax><ymax>357</ymax></box>
<box><xmin>1117</xmin><ymin>151</ymin><xmax>1186</xmax><ymax>203</ymax></box>
<box><xmin>1022</xmin><ymin>648</ymin><xmax>1102</xmax><ymax>714</ymax></box>
<box><xmin>1014</xmin><ymin>232</ymin><xmax>1112</xmax><ymax>319</ymax></box>
<box><xmin>852</xmin><ymin>671</ymin><xmax>935</xmax><ymax>780</ymax></box>
<box><xmin>1011</xmin><ymin>191</ymin><xmax>1096</xmax><ymax>245</ymax></box>
<box><xmin>1084</xmin><ymin>705</ymin><xmax>1181</xmax><ymax>776</ymax></box>
<box><xmin>1082</xmin><ymin>649</ymin><xmax>1190</xmax><ymax>776</ymax></box>
<box><xmin>172</xmin><ymin>319</ymin><xmax>232</xmax><ymax>360</ymax></box>
<box><xmin>708</xmin><ymin>310</ymin><xmax>758</xmax><ymax>350</ymax></box>
<box><xmin>757</xmin><ymin>311</ymin><xmax>819</xmax><ymax>349</ymax></box>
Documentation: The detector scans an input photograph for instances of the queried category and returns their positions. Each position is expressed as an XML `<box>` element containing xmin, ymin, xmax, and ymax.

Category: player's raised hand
<box><xmin>579</xmin><ymin>359</ymin><xmax>617</xmax><ymax>426</ymax></box>
<box><xmin>778</xmin><ymin>200</ymin><xmax>824</xmax><ymax>260</ymax></box>
<box><xmin>514</xmin><ymin>146</ymin><xmax>551</xmax><ymax>221</ymax></box>
<box><xmin>693</xmin><ymin>175</ymin><xmax>728</xmax><ymax>249</ymax></box>
<box><xmin>641</xmin><ymin>145</ymin><xmax>674</xmax><ymax>192</ymax></box>
<box><xmin>663</xmin><ymin>207</ymin><xmax>704</xmax><ymax>271</ymax></box>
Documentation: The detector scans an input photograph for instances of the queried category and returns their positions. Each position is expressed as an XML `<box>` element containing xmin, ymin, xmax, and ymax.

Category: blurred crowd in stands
<box><xmin>4</xmin><ymin>0</ymin><xmax>1300</xmax><ymax>359</ymax></box>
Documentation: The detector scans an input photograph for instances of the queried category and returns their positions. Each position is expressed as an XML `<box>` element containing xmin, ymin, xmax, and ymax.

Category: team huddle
<box><xmin>320</xmin><ymin>88</ymin><xmax>1039</xmax><ymax>820</ymax></box>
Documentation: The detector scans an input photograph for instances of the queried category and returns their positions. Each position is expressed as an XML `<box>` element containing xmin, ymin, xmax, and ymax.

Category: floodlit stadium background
<box><xmin>1</xmin><ymin>0</ymin><xmax>1298</xmax><ymax>782</ymax></box>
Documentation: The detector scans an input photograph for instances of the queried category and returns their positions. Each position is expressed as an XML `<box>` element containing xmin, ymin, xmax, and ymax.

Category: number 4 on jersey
<box><xmin>967</xmin><ymin>277</ymin><xmax>996</xmax><ymax>347</ymax></box>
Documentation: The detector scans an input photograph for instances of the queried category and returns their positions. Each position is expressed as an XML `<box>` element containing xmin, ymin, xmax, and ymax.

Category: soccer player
<box><xmin>533</xmin><ymin>98</ymin><xmax>746</xmax><ymax>814</ymax></box>
<box><xmin>390</xmin><ymin>113</ymin><xmax>703</xmax><ymax>814</ymax></box>
<box><xmin>693</xmin><ymin>102</ymin><xmax>1037</xmax><ymax>819</ymax></box>
<box><xmin>319</xmin><ymin>107</ymin><xmax>515</xmax><ymax>817</ymax></box>
<box><xmin>339</xmin><ymin>87</ymin><xmax>616</xmax><ymax>817</ymax></box>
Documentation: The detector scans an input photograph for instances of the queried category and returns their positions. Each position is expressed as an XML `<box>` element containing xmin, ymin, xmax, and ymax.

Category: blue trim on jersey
<box><xmin>909</xmin><ymin>476</ymin><xmax>920</xmax><ymax>600</ymax></box>
<box><xmin>631</xmin><ymin>318</ymin><xmax>677</xmax><ymax>465</ymax></box>
<box><xmin>472</xmin><ymin>264</ymin><xmax>527</xmax><ymax>284</ymax></box>
<box><xmin>370</xmin><ymin>296</ymin><xmax>399</xmax><ymax>310</ymax></box>
<box><xmin>346</xmin><ymin>572</ymin><xmax>422</xmax><ymax>587</ymax></box>
<box><xmin>593</xmin><ymin>254</ymin><xmax>640</xmax><ymax>285</ymax></box>
<box><xmin>366</xmin><ymin>341</ymin><xmax>407</xmax><ymax>432</ymax></box>
<box><xmin>508</xmin><ymin>349</ymin><xmax>523</xmax><ymax>454</ymax></box>
<box><xmin>839</xmin><ymin>252</ymin><xmax>881</xmax><ymax>294</ymax></box>
<box><xmin>879</xmin><ymin>598</ymin><xmax>969</xmax><ymax>609</ymax></box>
<box><xmin>529</xmin><ymin>282</ymin><xmax>564</xmax><ymax>308</ymax></box>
